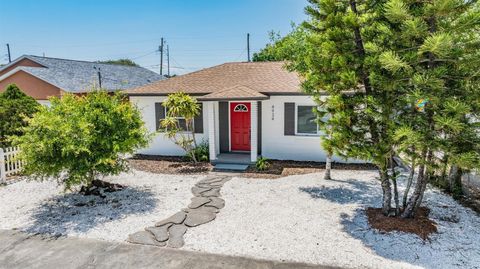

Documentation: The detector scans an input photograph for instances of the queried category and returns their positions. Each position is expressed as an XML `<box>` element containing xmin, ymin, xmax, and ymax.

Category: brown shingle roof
<box><xmin>124</xmin><ymin>61</ymin><xmax>301</xmax><ymax>96</ymax></box>
<box><xmin>198</xmin><ymin>85</ymin><xmax>268</xmax><ymax>101</ymax></box>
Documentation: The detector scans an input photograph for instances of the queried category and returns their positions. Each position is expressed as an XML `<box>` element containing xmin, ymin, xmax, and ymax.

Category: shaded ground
<box><xmin>0</xmin><ymin>170</ymin><xmax>203</xmax><ymax>242</ymax></box>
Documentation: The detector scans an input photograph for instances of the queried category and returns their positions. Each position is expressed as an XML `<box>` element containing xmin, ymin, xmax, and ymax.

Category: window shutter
<box><xmin>155</xmin><ymin>102</ymin><xmax>165</xmax><ymax>131</ymax></box>
<box><xmin>284</xmin><ymin>102</ymin><xmax>295</xmax><ymax>136</ymax></box>
<box><xmin>194</xmin><ymin>103</ymin><xmax>204</xmax><ymax>133</ymax></box>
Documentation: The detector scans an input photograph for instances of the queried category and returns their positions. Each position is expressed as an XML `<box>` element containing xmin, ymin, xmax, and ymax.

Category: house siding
<box><xmin>130</xmin><ymin>95</ymin><xmax>362</xmax><ymax>163</ymax></box>
<box><xmin>260</xmin><ymin>95</ymin><xmax>362</xmax><ymax>163</ymax></box>
<box><xmin>0</xmin><ymin>58</ymin><xmax>44</xmax><ymax>77</ymax></box>
<box><xmin>129</xmin><ymin>96</ymin><xmax>209</xmax><ymax>156</ymax></box>
<box><xmin>0</xmin><ymin>70</ymin><xmax>62</xmax><ymax>100</ymax></box>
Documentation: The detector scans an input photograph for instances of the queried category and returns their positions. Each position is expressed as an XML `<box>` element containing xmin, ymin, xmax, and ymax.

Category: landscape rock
<box><xmin>155</xmin><ymin>211</ymin><xmax>187</xmax><ymax>227</ymax></box>
<box><xmin>191</xmin><ymin>186</ymin><xmax>212</xmax><ymax>196</ymax></box>
<box><xmin>145</xmin><ymin>224</ymin><xmax>172</xmax><ymax>242</ymax></box>
<box><xmin>188</xmin><ymin>197</ymin><xmax>211</xmax><ymax>209</ymax></box>
<box><xmin>127</xmin><ymin>231</ymin><xmax>165</xmax><ymax>247</ymax></box>
<box><xmin>167</xmin><ymin>224</ymin><xmax>187</xmax><ymax>248</ymax></box>
<box><xmin>200</xmin><ymin>188</ymin><xmax>220</xmax><ymax>197</ymax></box>
<box><xmin>184</xmin><ymin>211</ymin><xmax>216</xmax><ymax>227</ymax></box>
<box><xmin>205</xmin><ymin>197</ymin><xmax>225</xmax><ymax>209</ymax></box>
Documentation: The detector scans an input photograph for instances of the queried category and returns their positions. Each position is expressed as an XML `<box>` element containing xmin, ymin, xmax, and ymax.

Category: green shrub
<box><xmin>12</xmin><ymin>90</ymin><xmax>150</xmax><ymax>190</ymax></box>
<box><xmin>160</xmin><ymin>92</ymin><xmax>201</xmax><ymax>162</ymax></box>
<box><xmin>256</xmin><ymin>156</ymin><xmax>270</xmax><ymax>171</ymax></box>
<box><xmin>0</xmin><ymin>84</ymin><xmax>39</xmax><ymax>147</ymax></box>
<box><xmin>187</xmin><ymin>141</ymin><xmax>209</xmax><ymax>162</ymax></box>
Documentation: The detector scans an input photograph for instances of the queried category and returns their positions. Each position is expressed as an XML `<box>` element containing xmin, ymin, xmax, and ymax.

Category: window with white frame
<box><xmin>165</xmin><ymin>107</ymin><xmax>191</xmax><ymax>131</ymax></box>
<box><xmin>296</xmin><ymin>105</ymin><xmax>319</xmax><ymax>135</ymax></box>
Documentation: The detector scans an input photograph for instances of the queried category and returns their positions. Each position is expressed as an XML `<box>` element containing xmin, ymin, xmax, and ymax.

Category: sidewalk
<box><xmin>0</xmin><ymin>230</ymin><xmax>339</xmax><ymax>269</ymax></box>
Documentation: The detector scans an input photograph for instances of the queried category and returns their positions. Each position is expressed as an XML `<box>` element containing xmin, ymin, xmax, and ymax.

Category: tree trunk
<box><xmin>379</xmin><ymin>164</ymin><xmax>392</xmax><ymax>216</ymax></box>
<box><xmin>402</xmin><ymin>149</ymin><xmax>429</xmax><ymax>218</ymax></box>
<box><xmin>390</xmin><ymin>155</ymin><xmax>400</xmax><ymax>215</ymax></box>
<box><xmin>448</xmin><ymin>165</ymin><xmax>463</xmax><ymax>196</ymax></box>
<box><xmin>403</xmin><ymin>157</ymin><xmax>415</xmax><ymax>209</ymax></box>
<box><xmin>324</xmin><ymin>154</ymin><xmax>332</xmax><ymax>180</ymax></box>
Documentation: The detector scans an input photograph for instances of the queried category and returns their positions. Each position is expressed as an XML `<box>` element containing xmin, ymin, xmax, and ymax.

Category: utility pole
<box><xmin>159</xmin><ymin>38</ymin><xmax>164</xmax><ymax>76</ymax></box>
<box><xmin>247</xmin><ymin>33</ymin><xmax>250</xmax><ymax>62</ymax></box>
<box><xmin>167</xmin><ymin>45</ymin><xmax>170</xmax><ymax>77</ymax></box>
<box><xmin>94</xmin><ymin>66</ymin><xmax>102</xmax><ymax>88</ymax></box>
<box><xmin>6</xmin><ymin>43</ymin><xmax>11</xmax><ymax>63</ymax></box>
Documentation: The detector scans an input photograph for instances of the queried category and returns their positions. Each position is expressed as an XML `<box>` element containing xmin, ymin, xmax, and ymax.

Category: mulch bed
<box><xmin>245</xmin><ymin>159</ymin><xmax>377</xmax><ymax>178</ymax></box>
<box><xmin>129</xmin><ymin>155</ymin><xmax>213</xmax><ymax>174</ymax></box>
<box><xmin>366</xmin><ymin>207</ymin><xmax>437</xmax><ymax>240</ymax></box>
<box><xmin>129</xmin><ymin>155</ymin><xmax>376</xmax><ymax>178</ymax></box>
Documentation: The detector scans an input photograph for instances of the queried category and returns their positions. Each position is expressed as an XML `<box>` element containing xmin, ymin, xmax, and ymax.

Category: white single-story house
<box><xmin>125</xmin><ymin>61</ymin><xmax>348</xmax><ymax>164</ymax></box>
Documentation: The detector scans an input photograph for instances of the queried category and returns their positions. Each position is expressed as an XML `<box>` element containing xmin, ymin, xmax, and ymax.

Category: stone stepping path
<box><xmin>127</xmin><ymin>175</ymin><xmax>230</xmax><ymax>248</ymax></box>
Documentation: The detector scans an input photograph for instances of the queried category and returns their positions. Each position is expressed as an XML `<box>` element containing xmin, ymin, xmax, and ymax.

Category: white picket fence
<box><xmin>0</xmin><ymin>146</ymin><xmax>23</xmax><ymax>183</ymax></box>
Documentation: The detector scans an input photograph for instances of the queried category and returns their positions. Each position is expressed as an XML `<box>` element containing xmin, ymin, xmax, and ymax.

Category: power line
<box><xmin>131</xmin><ymin>50</ymin><xmax>157</xmax><ymax>60</ymax></box>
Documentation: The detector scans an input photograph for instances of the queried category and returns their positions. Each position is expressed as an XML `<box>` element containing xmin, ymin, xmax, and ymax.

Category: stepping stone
<box><xmin>191</xmin><ymin>186</ymin><xmax>212</xmax><ymax>196</ymax></box>
<box><xmin>205</xmin><ymin>197</ymin><xmax>225</xmax><ymax>209</ymax></box>
<box><xmin>145</xmin><ymin>224</ymin><xmax>172</xmax><ymax>242</ymax></box>
<box><xmin>183</xmin><ymin>206</ymin><xmax>219</xmax><ymax>214</ymax></box>
<box><xmin>200</xmin><ymin>188</ymin><xmax>221</xmax><ymax>197</ymax></box>
<box><xmin>155</xmin><ymin>211</ymin><xmax>187</xmax><ymax>227</ymax></box>
<box><xmin>184</xmin><ymin>211</ymin><xmax>217</xmax><ymax>227</ymax></box>
<box><xmin>167</xmin><ymin>224</ymin><xmax>187</xmax><ymax>248</ymax></box>
<box><xmin>200</xmin><ymin>177</ymin><xmax>226</xmax><ymax>184</ymax></box>
<box><xmin>188</xmin><ymin>197</ymin><xmax>211</xmax><ymax>209</ymax></box>
<box><xmin>127</xmin><ymin>231</ymin><xmax>166</xmax><ymax>247</ymax></box>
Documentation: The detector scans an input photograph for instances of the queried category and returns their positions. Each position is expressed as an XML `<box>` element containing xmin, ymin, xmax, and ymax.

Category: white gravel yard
<box><xmin>0</xmin><ymin>170</ymin><xmax>204</xmax><ymax>242</ymax></box>
<box><xmin>183</xmin><ymin>170</ymin><xmax>480</xmax><ymax>269</ymax></box>
<box><xmin>1</xmin><ymin>169</ymin><xmax>479</xmax><ymax>269</ymax></box>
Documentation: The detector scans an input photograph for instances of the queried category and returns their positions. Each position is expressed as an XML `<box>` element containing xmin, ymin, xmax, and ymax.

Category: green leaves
<box><xmin>160</xmin><ymin>92</ymin><xmax>201</xmax><ymax>162</ymax></box>
<box><xmin>0</xmin><ymin>84</ymin><xmax>40</xmax><ymax>147</ymax></box>
<box><xmin>12</xmin><ymin>90</ymin><xmax>150</xmax><ymax>190</ymax></box>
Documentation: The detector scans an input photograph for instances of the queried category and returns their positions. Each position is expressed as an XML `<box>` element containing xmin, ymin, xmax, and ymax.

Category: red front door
<box><xmin>230</xmin><ymin>102</ymin><xmax>251</xmax><ymax>151</ymax></box>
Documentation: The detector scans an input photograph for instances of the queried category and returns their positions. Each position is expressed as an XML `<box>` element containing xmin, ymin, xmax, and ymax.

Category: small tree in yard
<box><xmin>0</xmin><ymin>84</ymin><xmax>39</xmax><ymax>147</ymax></box>
<box><xmin>12</xmin><ymin>90</ymin><xmax>150</xmax><ymax>190</ymax></box>
<box><xmin>161</xmin><ymin>92</ymin><xmax>201</xmax><ymax>163</ymax></box>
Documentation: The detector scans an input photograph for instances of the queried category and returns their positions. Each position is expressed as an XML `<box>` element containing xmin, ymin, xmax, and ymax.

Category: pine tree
<box><xmin>298</xmin><ymin>0</ymin><xmax>401</xmax><ymax>215</ymax></box>
<box><xmin>381</xmin><ymin>0</ymin><xmax>480</xmax><ymax>217</ymax></box>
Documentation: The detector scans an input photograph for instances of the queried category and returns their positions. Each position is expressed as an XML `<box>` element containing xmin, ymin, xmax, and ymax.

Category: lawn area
<box><xmin>1</xmin><ymin>168</ymin><xmax>479</xmax><ymax>269</ymax></box>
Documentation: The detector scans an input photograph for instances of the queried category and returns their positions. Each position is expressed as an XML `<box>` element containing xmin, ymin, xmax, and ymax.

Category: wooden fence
<box><xmin>0</xmin><ymin>146</ymin><xmax>23</xmax><ymax>183</ymax></box>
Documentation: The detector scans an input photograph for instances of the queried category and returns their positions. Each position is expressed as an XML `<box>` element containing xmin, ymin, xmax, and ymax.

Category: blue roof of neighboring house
<box><xmin>0</xmin><ymin>55</ymin><xmax>163</xmax><ymax>93</ymax></box>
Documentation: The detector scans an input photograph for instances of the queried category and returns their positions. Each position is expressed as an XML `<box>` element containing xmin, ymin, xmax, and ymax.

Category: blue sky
<box><xmin>0</xmin><ymin>0</ymin><xmax>307</xmax><ymax>75</ymax></box>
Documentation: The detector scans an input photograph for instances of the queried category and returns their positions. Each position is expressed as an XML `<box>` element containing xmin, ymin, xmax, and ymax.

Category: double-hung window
<box><xmin>165</xmin><ymin>107</ymin><xmax>191</xmax><ymax>132</ymax></box>
<box><xmin>296</xmin><ymin>105</ymin><xmax>319</xmax><ymax>135</ymax></box>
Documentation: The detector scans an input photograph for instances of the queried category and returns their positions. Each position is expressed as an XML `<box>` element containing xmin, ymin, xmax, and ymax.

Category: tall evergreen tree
<box><xmin>297</xmin><ymin>0</ymin><xmax>400</xmax><ymax>215</ymax></box>
<box><xmin>382</xmin><ymin>0</ymin><xmax>480</xmax><ymax>217</ymax></box>
<box><xmin>0</xmin><ymin>84</ymin><xmax>39</xmax><ymax>147</ymax></box>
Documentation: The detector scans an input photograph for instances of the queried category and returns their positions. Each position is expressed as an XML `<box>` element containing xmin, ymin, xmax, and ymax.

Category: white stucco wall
<box><xmin>129</xmin><ymin>96</ymin><xmax>209</xmax><ymax>156</ymax></box>
<box><xmin>130</xmin><ymin>95</ymin><xmax>362</xmax><ymax>163</ymax></box>
<box><xmin>260</xmin><ymin>95</ymin><xmax>358</xmax><ymax>163</ymax></box>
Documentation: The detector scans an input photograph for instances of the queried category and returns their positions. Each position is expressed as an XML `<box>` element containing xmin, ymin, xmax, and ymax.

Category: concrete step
<box><xmin>213</xmin><ymin>163</ymin><xmax>249</xmax><ymax>172</ymax></box>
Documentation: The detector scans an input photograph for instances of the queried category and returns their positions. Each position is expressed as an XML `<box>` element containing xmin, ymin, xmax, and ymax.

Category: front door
<box><xmin>230</xmin><ymin>102</ymin><xmax>251</xmax><ymax>151</ymax></box>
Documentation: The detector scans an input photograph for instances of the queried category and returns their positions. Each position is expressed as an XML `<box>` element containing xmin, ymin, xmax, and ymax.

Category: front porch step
<box><xmin>213</xmin><ymin>163</ymin><xmax>249</xmax><ymax>172</ymax></box>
